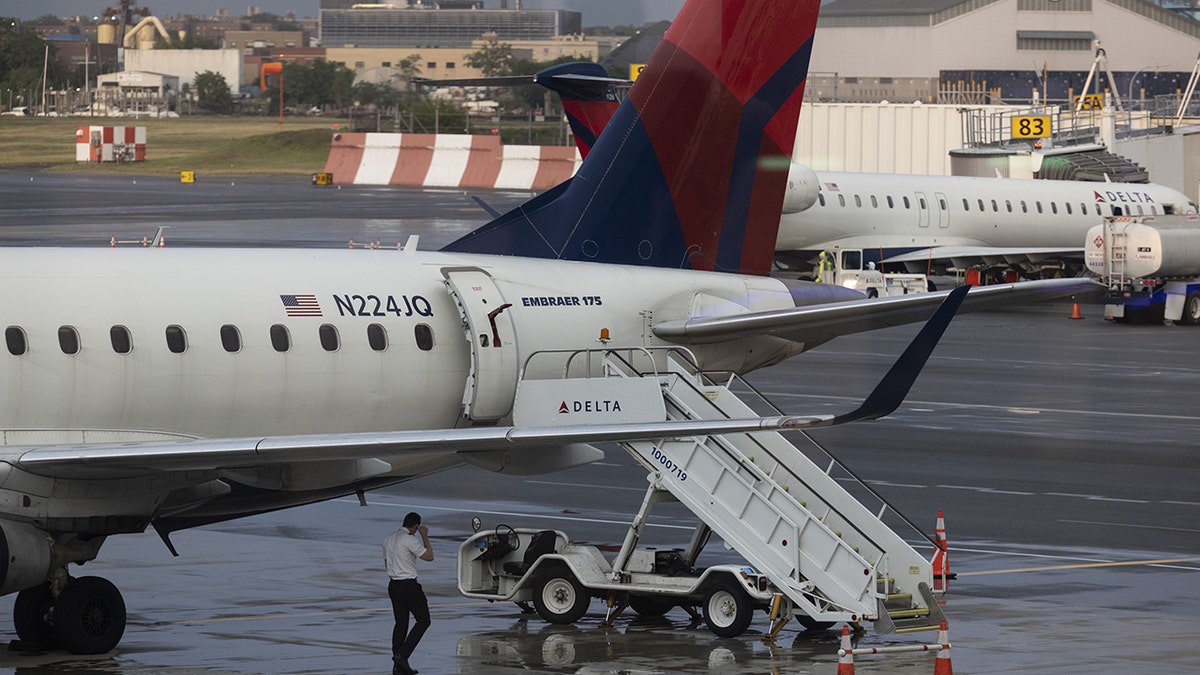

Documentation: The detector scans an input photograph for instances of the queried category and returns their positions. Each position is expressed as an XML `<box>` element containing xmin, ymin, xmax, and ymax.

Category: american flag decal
<box><xmin>281</xmin><ymin>294</ymin><xmax>322</xmax><ymax>317</ymax></box>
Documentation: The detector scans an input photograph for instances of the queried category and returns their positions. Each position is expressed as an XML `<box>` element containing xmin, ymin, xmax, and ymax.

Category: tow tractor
<box><xmin>459</xmin><ymin>488</ymin><xmax>797</xmax><ymax>638</ymax></box>
<box><xmin>1085</xmin><ymin>214</ymin><xmax>1200</xmax><ymax>324</ymax></box>
<box><xmin>818</xmin><ymin>247</ymin><xmax>930</xmax><ymax>297</ymax></box>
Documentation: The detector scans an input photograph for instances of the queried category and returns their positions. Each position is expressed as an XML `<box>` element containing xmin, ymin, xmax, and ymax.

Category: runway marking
<box><xmin>1060</xmin><ymin>518</ymin><xmax>1200</xmax><ymax>534</ymax></box>
<box><xmin>164</xmin><ymin>600</ymin><xmax>486</xmax><ymax>626</ymax></box>
<box><xmin>1164</xmin><ymin>500</ymin><xmax>1200</xmax><ymax>507</ymax></box>
<box><xmin>524</xmin><ymin>479</ymin><xmax>646</xmax><ymax>491</ymax></box>
<box><xmin>336</xmin><ymin>497</ymin><xmax>694</xmax><ymax>530</ymax></box>
<box><xmin>955</xmin><ymin>556</ymin><xmax>1200</xmax><ymax>577</ymax></box>
<box><xmin>763</xmin><ymin>391</ymin><xmax>1200</xmax><ymax>423</ymax></box>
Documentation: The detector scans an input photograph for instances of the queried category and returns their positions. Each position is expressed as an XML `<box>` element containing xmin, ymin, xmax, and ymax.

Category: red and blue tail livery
<box><xmin>443</xmin><ymin>0</ymin><xmax>822</xmax><ymax>276</ymax></box>
<box><xmin>533</xmin><ymin>62</ymin><xmax>621</xmax><ymax>160</ymax></box>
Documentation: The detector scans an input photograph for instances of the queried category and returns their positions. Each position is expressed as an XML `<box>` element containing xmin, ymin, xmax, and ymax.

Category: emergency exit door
<box><xmin>442</xmin><ymin>267</ymin><xmax>518</xmax><ymax>423</ymax></box>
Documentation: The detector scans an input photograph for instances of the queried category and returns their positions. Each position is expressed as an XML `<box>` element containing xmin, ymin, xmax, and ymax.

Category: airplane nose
<box><xmin>780</xmin><ymin>278</ymin><xmax>867</xmax><ymax>307</ymax></box>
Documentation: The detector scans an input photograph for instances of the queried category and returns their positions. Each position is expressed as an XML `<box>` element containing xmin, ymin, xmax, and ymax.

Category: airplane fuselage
<box><xmin>0</xmin><ymin>248</ymin><xmax>805</xmax><ymax>447</ymax></box>
<box><xmin>778</xmin><ymin>170</ymin><xmax>1195</xmax><ymax>256</ymax></box>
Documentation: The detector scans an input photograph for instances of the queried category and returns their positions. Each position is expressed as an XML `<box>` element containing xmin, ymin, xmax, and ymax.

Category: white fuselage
<box><xmin>0</xmin><ymin>248</ymin><xmax>798</xmax><ymax>449</ymax></box>
<box><xmin>777</xmin><ymin>171</ymin><xmax>1195</xmax><ymax>254</ymax></box>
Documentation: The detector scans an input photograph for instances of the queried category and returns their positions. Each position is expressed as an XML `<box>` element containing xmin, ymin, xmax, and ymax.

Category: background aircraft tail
<box><xmin>533</xmin><ymin>63</ymin><xmax>621</xmax><ymax>159</ymax></box>
<box><xmin>443</xmin><ymin>0</ymin><xmax>822</xmax><ymax>276</ymax></box>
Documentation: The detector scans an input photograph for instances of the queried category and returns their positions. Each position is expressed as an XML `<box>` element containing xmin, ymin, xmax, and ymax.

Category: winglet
<box><xmin>828</xmin><ymin>285</ymin><xmax>969</xmax><ymax>425</ymax></box>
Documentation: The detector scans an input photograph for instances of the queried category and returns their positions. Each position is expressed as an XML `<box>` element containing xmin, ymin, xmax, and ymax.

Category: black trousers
<box><xmin>388</xmin><ymin>578</ymin><xmax>430</xmax><ymax>660</ymax></box>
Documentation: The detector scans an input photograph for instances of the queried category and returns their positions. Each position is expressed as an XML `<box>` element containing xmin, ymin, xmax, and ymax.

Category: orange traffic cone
<box><xmin>1069</xmin><ymin>303</ymin><xmax>1084</xmax><ymax>319</ymax></box>
<box><xmin>837</xmin><ymin>623</ymin><xmax>855</xmax><ymax>674</ymax></box>
<box><xmin>932</xmin><ymin>510</ymin><xmax>952</xmax><ymax>590</ymax></box>
<box><xmin>933</xmin><ymin>620</ymin><xmax>953</xmax><ymax>675</ymax></box>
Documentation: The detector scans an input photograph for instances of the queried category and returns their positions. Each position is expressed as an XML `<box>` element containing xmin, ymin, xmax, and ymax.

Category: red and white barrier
<box><xmin>324</xmin><ymin>133</ymin><xmax>581</xmax><ymax>190</ymax></box>
<box><xmin>75</xmin><ymin>126</ymin><xmax>147</xmax><ymax>163</ymax></box>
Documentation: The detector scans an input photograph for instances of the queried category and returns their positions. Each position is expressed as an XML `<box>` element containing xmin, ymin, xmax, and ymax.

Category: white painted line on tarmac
<box><xmin>523</xmin><ymin>479</ymin><xmax>646</xmax><ymax>491</ymax></box>
<box><xmin>336</xmin><ymin>497</ymin><xmax>694</xmax><ymax>530</ymax></box>
<box><xmin>1163</xmin><ymin>500</ymin><xmax>1200</xmax><ymax>507</ymax></box>
<box><xmin>1060</xmin><ymin>518</ymin><xmax>1200</xmax><ymax>534</ymax></box>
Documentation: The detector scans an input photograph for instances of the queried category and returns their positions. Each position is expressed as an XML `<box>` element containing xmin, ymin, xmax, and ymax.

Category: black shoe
<box><xmin>392</xmin><ymin>656</ymin><xmax>415</xmax><ymax>675</ymax></box>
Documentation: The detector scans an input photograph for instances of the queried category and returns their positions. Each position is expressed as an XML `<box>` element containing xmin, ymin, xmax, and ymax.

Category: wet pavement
<box><xmin>0</xmin><ymin>172</ymin><xmax>1197</xmax><ymax>674</ymax></box>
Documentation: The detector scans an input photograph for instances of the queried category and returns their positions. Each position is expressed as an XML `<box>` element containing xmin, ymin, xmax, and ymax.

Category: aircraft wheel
<box><xmin>13</xmin><ymin>583</ymin><xmax>57</xmax><ymax>648</ymax></box>
<box><xmin>627</xmin><ymin>593</ymin><xmax>674</xmax><ymax>617</ymax></box>
<box><xmin>796</xmin><ymin>615</ymin><xmax>836</xmax><ymax>631</ymax></box>
<box><xmin>53</xmin><ymin>576</ymin><xmax>126</xmax><ymax>654</ymax></box>
<box><xmin>533</xmin><ymin>568</ymin><xmax>589</xmax><ymax>624</ymax></box>
<box><xmin>702</xmin><ymin>581</ymin><xmax>753</xmax><ymax>638</ymax></box>
<box><xmin>1182</xmin><ymin>293</ymin><xmax>1200</xmax><ymax>325</ymax></box>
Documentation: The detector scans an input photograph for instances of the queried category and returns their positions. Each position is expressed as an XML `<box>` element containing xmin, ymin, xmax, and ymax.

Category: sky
<box><xmin>8</xmin><ymin>1</ymin><xmax>690</xmax><ymax>27</ymax></box>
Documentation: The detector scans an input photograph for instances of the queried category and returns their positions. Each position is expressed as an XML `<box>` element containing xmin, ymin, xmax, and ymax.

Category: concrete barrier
<box><xmin>323</xmin><ymin>132</ymin><xmax>581</xmax><ymax>190</ymax></box>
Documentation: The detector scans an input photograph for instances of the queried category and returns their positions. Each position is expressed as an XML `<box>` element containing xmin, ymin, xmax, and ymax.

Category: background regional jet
<box><xmin>0</xmin><ymin>0</ymin><xmax>1092</xmax><ymax>657</ymax></box>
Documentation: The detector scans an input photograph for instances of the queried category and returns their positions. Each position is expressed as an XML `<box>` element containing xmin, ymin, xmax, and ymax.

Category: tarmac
<box><xmin>0</xmin><ymin>171</ymin><xmax>1196</xmax><ymax>674</ymax></box>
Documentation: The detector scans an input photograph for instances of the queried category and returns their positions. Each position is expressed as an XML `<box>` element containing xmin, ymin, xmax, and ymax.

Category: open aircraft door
<box><xmin>442</xmin><ymin>267</ymin><xmax>518</xmax><ymax>424</ymax></box>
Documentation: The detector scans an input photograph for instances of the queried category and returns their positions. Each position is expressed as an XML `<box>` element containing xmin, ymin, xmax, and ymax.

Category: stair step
<box><xmin>887</xmin><ymin>607</ymin><xmax>931</xmax><ymax>620</ymax></box>
<box><xmin>894</xmin><ymin>623</ymin><xmax>942</xmax><ymax>634</ymax></box>
<box><xmin>883</xmin><ymin>593</ymin><xmax>912</xmax><ymax>609</ymax></box>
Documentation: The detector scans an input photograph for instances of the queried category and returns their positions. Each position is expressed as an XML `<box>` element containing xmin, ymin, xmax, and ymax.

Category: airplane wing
<box><xmin>16</xmin><ymin>285</ymin><xmax>974</xmax><ymax>481</ymax></box>
<box><xmin>882</xmin><ymin>246</ymin><xmax>1084</xmax><ymax>274</ymax></box>
<box><xmin>653</xmin><ymin>277</ymin><xmax>1101</xmax><ymax>347</ymax></box>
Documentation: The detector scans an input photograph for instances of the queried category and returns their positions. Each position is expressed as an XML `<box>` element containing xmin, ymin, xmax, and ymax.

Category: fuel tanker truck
<box><xmin>1085</xmin><ymin>215</ymin><xmax>1200</xmax><ymax>324</ymax></box>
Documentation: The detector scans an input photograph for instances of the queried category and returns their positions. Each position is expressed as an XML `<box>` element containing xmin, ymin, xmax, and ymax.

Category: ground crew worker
<box><xmin>816</xmin><ymin>250</ymin><xmax>833</xmax><ymax>283</ymax></box>
<box><xmin>384</xmin><ymin>512</ymin><xmax>434</xmax><ymax>675</ymax></box>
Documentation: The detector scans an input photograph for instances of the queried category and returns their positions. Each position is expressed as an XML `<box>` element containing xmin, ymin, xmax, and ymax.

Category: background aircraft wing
<box><xmin>653</xmin><ymin>277</ymin><xmax>1101</xmax><ymax>347</ymax></box>
<box><xmin>882</xmin><ymin>245</ymin><xmax>1084</xmax><ymax>274</ymax></box>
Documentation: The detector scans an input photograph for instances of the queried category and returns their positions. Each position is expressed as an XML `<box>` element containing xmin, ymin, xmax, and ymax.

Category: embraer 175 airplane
<box><xmin>0</xmin><ymin>0</ymin><xmax>1092</xmax><ymax>656</ymax></box>
<box><xmin>530</xmin><ymin>66</ymin><xmax>1196</xmax><ymax>279</ymax></box>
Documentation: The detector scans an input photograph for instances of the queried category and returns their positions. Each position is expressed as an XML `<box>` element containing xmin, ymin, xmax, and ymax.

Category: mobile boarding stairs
<box><xmin>458</xmin><ymin>290</ymin><xmax>966</xmax><ymax>637</ymax></box>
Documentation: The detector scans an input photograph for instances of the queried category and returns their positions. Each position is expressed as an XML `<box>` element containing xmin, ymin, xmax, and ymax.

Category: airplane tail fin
<box><xmin>443</xmin><ymin>0</ymin><xmax>822</xmax><ymax>276</ymax></box>
<box><xmin>533</xmin><ymin>63</ymin><xmax>621</xmax><ymax>160</ymax></box>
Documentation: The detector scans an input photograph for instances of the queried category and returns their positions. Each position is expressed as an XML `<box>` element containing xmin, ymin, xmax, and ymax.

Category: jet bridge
<box><xmin>499</xmin><ymin>346</ymin><xmax>946</xmax><ymax>635</ymax></box>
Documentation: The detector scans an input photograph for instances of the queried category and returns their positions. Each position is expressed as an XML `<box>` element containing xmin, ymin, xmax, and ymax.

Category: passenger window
<box><xmin>58</xmin><ymin>326</ymin><xmax>80</xmax><ymax>355</ymax></box>
<box><xmin>870</xmin><ymin>195</ymin><xmax>878</xmax><ymax>208</ymax></box>
<box><xmin>978</xmin><ymin>199</ymin><xmax>985</xmax><ymax>211</ymax></box>
<box><xmin>903</xmin><ymin>196</ymin><xmax>911</xmax><ymax>209</ymax></box>
<box><xmin>837</xmin><ymin>194</ymin><xmax>846</xmax><ymax>207</ymax></box>
<box><xmin>1005</xmin><ymin>200</ymin><xmax>1013</xmax><ymax>213</ymax></box>
<box><xmin>165</xmin><ymin>325</ymin><xmax>187</xmax><ymax>354</ymax></box>
<box><xmin>887</xmin><ymin>196</ymin><xmax>894</xmax><ymax>209</ymax></box>
<box><xmin>367</xmin><ymin>323</ymin><xmax>388</xmax><ymax>351</ymax></box>
<box><xmin>220</xmin><ymin>324</ymin><xmax>241</xmax><ymax>353</ymax></box>
<box><xmin>918</xmin><ymin>197</ymin><xmax>927</xmax><ymax>209</ymax></box>
<box><xmin>818</xmin><ymin>193</ymin><xmax>825</xmax><ymax>207</ymax></box>
<box><xmin>854</xmin><ymin>195</ymin><xmax>862</xmax><ymax>208</ymax></box>
<box><xmin>1065</xmin><ymin>202</ymin><xmax>1072</xmax><ymax>214</ymax></box>
<box><xmin>991</xmin><ymin>199</ymin><xmax>998</xmax><ymax>212</ymax></box>
<box><xmin>415</xmin><ymin>324</ymin><xmax>434</xmax><ymax>351</ymax></box>
<box><xmin>270</xmin><ymin>324</ymin><xmax>291</xmax><ymax>352</ymax></box>
<box><xmin>1036</xmin><ymin>201</ymin><xmax>1043</xmax><ymax>214</ymax></box>
<box><xmin>1020</xmin><ymin>200</ymin><xmax>1028</xmax><ymax>213</ymax></box>
<box><xmin>319</xmin><ymin>324</ymin><xmax>340</xmax><ymax>352</ymax></box>
<box><xmin>1051</xmin><ymin>202</ymin><xmax>1058</xmax><ymax>214</ymax></box>
<box><xmin>939</xmin><ymin>197</ymin><xmax>947</xmax><ymax>210</ymax></box>
<box><xmin>1094</xmin><ymin>204</ymin><xmax>1101</xmax><ymax>216</ymax></box>
<box><xmin>5</xmin><ymin>326</ymin><xmax>26</xmax><ymax>356</ymax></box>
<box><xmin>962</xmin><ymin>198</ymin><xmax>970</xmax><ymax>211</ymax></box>
<box><xmin>110</xmin><ymin>325</ymin><xmax>132</xmax><ymax>354</ymax></box>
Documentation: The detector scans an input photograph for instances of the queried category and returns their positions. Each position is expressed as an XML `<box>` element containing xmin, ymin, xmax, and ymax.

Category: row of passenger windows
<box><xmin>816</xmin><ymin>192</ymin><xmax>1159</xmax><ymax>217</ymax></box>
<box><xmin>4</xmin><ymin>323</ymin><xmax>436</xmax><ymax>356</ymax></box>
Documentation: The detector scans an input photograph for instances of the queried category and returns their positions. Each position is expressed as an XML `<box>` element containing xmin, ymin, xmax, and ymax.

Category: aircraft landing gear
<box><xmin>12</xmin><ymin>575</ymin><xmax>126</xmax><ymax>654</ymax></box>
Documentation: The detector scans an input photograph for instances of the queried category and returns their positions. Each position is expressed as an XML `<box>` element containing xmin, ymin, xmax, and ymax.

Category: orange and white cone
<box><xmin>837</xmin><ymin>623</ymin><xmax>855</xmax><ymax>674</ymax></box>
<box><xmin>1069</xmin><ymin>303</ymin><xmax>1084</xmax><ymax>319</ymax></box>
<box><xmin>932</xmin><ymin>510</ymin><xmax>951</xmax><ymax>590</ymax></box>
<box><xmin>933</xmin><ymin>620</ymin><xmax>953</xmax><ymax>675</ymax></box>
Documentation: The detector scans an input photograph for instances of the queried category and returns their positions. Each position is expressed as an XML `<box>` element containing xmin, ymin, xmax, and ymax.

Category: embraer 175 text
<box><xmin>0</xmin><ymin>0</ymin><xmax>1093</xmax><ymax>656</ymax></box>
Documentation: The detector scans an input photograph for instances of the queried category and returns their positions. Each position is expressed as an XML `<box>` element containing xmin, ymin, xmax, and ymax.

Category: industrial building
<box><xmin>810</xmin><ymin>0</ymin><xmax>1200</xmax><ymax>105</ymax></box>
<box><xmin>318</xmin><ymin>1</ymin><xmax>582</xmax><ymax>48</ymax></box>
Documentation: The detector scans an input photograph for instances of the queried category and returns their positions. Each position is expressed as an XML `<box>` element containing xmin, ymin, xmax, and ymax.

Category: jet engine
<box><xmin>0</xmin><ymin>519</ymin><xmax>53</xmax><ymax>595</ymax></box>
<box><xmin>781</xmin><ymin>162</ymin><xmax>820</xmax><ymax>214</ymax></box>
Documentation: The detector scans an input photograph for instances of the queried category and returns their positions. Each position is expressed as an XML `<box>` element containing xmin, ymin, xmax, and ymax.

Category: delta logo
<box><xmin>558</xmin><ymin>399</ymin><xmax>623</xmax><ymax>414</ymax></box>
<box><xmin>1093</xmin><ymin>190</ymin><xmax>1155</xmax><ymax>204</ymax></box>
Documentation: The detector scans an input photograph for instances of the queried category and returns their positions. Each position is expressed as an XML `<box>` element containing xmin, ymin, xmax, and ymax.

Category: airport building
<box><xmin>810</xmin><ymin>0</ymin><xmax>1200</xmax><ymax>105</ymax></box>
<box><xmin>318</xmin><ymin>1</ymin><xmax>582</xmax><ymax>48</ymax></box>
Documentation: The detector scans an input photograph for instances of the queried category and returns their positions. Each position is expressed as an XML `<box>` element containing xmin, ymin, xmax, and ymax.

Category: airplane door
<box><xmin>442</xmin><ymin>267</ymin><xmax>518</xmax><ymax>424</ymax></box>
<box><xmin>935</xmin><ymin>191</ymin><xmax>949</xmax><ymax>229</ymax></box>
<box><xmin>915</xmin><ymin>192</ymin><xmax>930</xmax><ymax>228</ymax></box>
